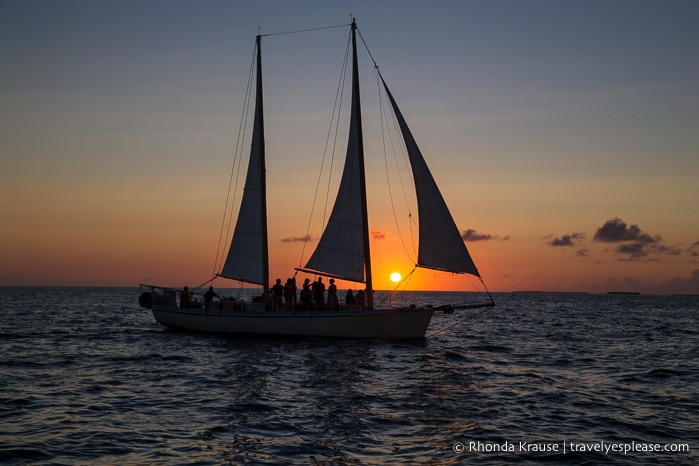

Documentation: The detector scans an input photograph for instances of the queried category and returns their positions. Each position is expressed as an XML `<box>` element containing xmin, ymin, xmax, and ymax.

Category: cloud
<box><xmin>593</xmin><ymin>217</ymin><xmax>669</xmax><ymax>260</ymax></box>
<box><xmin>615</xmin><ymin>242</ymin><xmax>647</xmax><ymax>258</ymax></box>
<box><xmin>551</xmin><ymin>235</ymin><xmax>574</xmax><ymax>246</ymax></box>
<box><xmin>654</xmin><ymin>243</ymin><xmax>682</xmax><ymax>256</ymax></box>
<box><xmin>462</xmin><ymin>229</ymin><xmax>507</xmax><ymax>242</ymax></box>
<box><xmin>593</xmin><ymin>218</ymin><xmax>658</xmax><ymax>244</ymax></box>
<box><xmin>650</xmin><ymin>269</ymin><xmax>699</xmax><ymax>295</ymax></box>
<box><xmin>280</xmin><ymin>230</ymin><xmax>403</xmax><ymax>242</ymax></box>
<box><xmin>688</xmin><ymin>240</ymin><xmax>699</xmax><ymax>255</ymax></box>
<box><xmin>281</xmin><ymin>235</ymin><xmax>312</xmax><ymax>243</ymax></box>
<box><xmin>462</xmin><ymin>229</ymin><xmax>491</xmax><ymax>241</ymax></box>
<box><xmin>550</xmin><ymin>232</ymin><xmax>586</xmax><ymax>247</ymax></box>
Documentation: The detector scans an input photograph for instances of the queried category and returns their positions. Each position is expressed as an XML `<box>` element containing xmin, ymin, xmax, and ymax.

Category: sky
<box><xmin>1</xmin><ymin>0</ymin><xmax>698</xmax><ymax>294</ymax></box>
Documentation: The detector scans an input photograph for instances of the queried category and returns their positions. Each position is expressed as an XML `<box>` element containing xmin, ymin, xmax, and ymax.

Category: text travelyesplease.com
<box><xmin>453</xmin><ymin>440</ymin><xmax>690</xmax><ymax>455</ymax></box>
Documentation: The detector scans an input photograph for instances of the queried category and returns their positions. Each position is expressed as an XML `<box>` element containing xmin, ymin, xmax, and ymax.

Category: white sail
<box><xmin>380</xmin><ymin>76</ymin><xmax>480</xmax><ymax>277</ymax></box>
<box><xmin>300</xmin><ymin>32</ymin><xmax>367</xmax><ymax>283</ymax></box>
<box><xmin>220</xmin><ymin>37</ymin><xmax>269</xmax><ymax>286</ymax></box>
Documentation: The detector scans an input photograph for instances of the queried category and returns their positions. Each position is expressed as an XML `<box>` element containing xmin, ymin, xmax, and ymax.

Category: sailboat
<box><xmin>139</xmin><ymin>20</ymin><xmax>494</xmax><ymax>339</ymax></box>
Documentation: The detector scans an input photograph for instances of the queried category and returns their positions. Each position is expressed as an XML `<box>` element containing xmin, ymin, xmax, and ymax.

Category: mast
<box><xmin>257</xmin><ymin>34</ymin><xmax>270</xmax><ymax>302</ymax></box>
<box><xmin>351</xmin><ymin>19</ymin><xmax>373</xmax><ymax>309</ymax></box>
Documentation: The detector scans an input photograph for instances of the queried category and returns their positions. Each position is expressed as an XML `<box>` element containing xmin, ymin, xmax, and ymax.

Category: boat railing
<box><xmin>139</xmin><ymin>284</ymin><xmax>178</xmax><ymax>309</ymax></box>
<box><xmin>139</xmin><ymin>284</ymin><xmax>252</xmax><ymax>310</ymax></box>
<box><xmin>139</xmin><ymin>284</ymin><xmax>211</xmax><ymax>309</ymax></box>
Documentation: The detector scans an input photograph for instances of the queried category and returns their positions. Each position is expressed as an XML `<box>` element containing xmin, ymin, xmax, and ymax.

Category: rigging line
<box><xmin>384</xmin><ymin>80</ymin><xmax>421</xmax><ymax>239</ymax></box>
<box><xmin>371</xmin><ymin>266</ymin><xmax>417</xmax><ymax>308</ymax></box>
<box><xmin>360</xmin><ymin>23</ymin><xmax>421</xmax><ymax>260</ymax></box>
<box><xmin>214</xmin><ymin>41</ymin><xmax>255</xmax><ymax>276</ymax></box>
<box><xmin>383</xmin><ymin>72</ymin><xmax>421</xmax><ymax>252</ymax></box>
<box><xmin>260</xmin><ymin>23</ymin><xmax>349</xmax><ymax>37</ymax></box>
<box><xmin>355</xmin><ymin>26</ymin><xmax>379</xmax><ymax>70</ymax></box>
<box><xmin>393</xmin><ymin>266</ymin><xmax>418</xmax><ymax>294</ymax></box>
<box><xmin>212</xmin><ymin>39</ymin><xmax>256</xmax><ymax>278</ymax></box>
<box><xmin>425</xmin><ymin>305</ymin><xmax>495</xmax><ymax>338</ymax></box>
<box><xmin>377</xmin><ymin>75</ymin><xmax>415</xmax><ymax>262</ymax></box>
<box><xmin>404</xmin><ymin>265</ymin><xmax>418</xmax><ymax>283</ymax></box>
<box><xmin>398</xmin><ymin>266</ymin><xmax>418</xmax><ymax>291</ymax></box>
<box><xmin>298</xmin><ymin>27</ymin><xmax>352</xmax><ymax>268</ymax></box>
<box><xmin>375</xmin><ymin>68</ymin><xmax>419</xmax><ymax>264</ymax></box>
<box><xmin>478</xmin><ymin>275</ymin><xmax>496</xmax><ymax>306</ymax></box>
<box><xmin>194</xmin><ymin>276</ymin><xmax>216</xmax><ymax>290</ymax></box>
<box><xmin>371</xmin><ymin>266</ymin><xmax>415</xmax><ymax>308</ymax></box>
<box><xmin>372</xmin><ymin>272</ymin><xmax>411</xmax><ymax>309</ymax></box>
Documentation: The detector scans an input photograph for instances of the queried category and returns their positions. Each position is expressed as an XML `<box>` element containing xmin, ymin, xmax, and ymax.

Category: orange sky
<box><xmin>1</xmin><ymin>1</ymin><xmax>698</xmax><ymax>295</ymax></box>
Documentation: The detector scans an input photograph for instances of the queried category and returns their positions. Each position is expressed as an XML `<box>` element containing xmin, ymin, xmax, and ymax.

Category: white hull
<box><xmin>151</xmin><ymin>305</ymin><xmax>434</xmax><ymax>339</ymax></box>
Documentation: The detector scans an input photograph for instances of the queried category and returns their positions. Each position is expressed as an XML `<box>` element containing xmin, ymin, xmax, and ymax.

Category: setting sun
<box><xmin>390</xmin><ymin>272</ymin><xmax>402</xmax><ymax>283</ymax></box>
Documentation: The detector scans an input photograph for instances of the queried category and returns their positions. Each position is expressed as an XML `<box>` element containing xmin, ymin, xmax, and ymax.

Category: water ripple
<box><xmin>0</xmin><ymin>288</ymin><xmax>696</xmax><ymax>464</ymax></box>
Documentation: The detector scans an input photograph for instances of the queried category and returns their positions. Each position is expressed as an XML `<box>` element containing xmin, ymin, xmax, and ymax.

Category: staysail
<box><xmin>379</xmin><ymin>74</ymin><xmax>480</xmax><ymax>277</ymax></box>
<box><xmin>299</xmin><ymin>20</ymin><xmax>371</xmax><ymax>286</ymax></box>
<box><xmin>220</xmin><ymin>35</ymin><xmax>270</xmax><ymax>290</ymax></box>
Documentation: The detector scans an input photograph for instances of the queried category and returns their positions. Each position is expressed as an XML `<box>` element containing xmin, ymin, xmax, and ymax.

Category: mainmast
<box><xmin>256</xmin><ymin>34</ymin><xmax>270</xmax><ymax>302</ymax></box>
<box><xmin>351</xmin><ymin>19</ymin><xmax>373</xmax><ymax>309</ymax></box>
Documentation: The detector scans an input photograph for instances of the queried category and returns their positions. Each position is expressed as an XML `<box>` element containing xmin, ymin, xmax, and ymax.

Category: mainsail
<box><xmin>300</xmin><ymin>20</ymin><xmax>371</xmax><ymax>285</ymax></box>
<box><xmin>379</xmin><ymin>74</ymin><xmax>480</xmax><ymax>277</ymax></box>
<box><xmin>220</xmin><ymin>35</ymin><xmax>270</xmax><ymax>290</ymax></box>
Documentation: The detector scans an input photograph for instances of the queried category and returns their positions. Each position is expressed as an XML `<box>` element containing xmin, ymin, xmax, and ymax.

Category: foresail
<box><xmin>220</xmin><ymin>37</ymin><xmax>269</xmax><ymax>286</ymax></box>
<box><xmin>380</xmin><ymin>75</ymin><xmax>480</xmax><ymax>277</ymax></box>
<box><xmin>220</xmin><ymin>136</ymin><xmax>265</xmax><ymax>285</ymax></box>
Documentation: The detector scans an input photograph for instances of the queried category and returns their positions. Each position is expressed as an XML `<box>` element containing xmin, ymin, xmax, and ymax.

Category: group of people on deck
<box><xmin>180</xmin><ymin>278</ymin><xmax>367</xmax><ymax>311</ymax></box>
<box><xmin>272</xmin><ymin>276</ymin><xmax>366</xmax><ymax>311</ymax></box>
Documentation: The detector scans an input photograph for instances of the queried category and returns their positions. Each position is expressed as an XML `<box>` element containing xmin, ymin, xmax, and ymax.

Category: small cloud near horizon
<box><xmin>281</xmin><ymin>235</ymin><xmax>312</xmax><ymax>243</ymax></box>
<box><xmin>688</xmin><ymin>240</ymin><xmax>699</xmax><ymax>256</ymax></box>
<box><xmin>650</xmin><ymin>268</ymin><xmax>699</xmax><ymax>294</ymax></box>
<box><xmin>462</xmin><ymin>229</ymin><xmax>507</xmax><ymax>242</ymax></box>
<box><xmin>550</xmin><ymin>232</ymin><xmax>586</xmax><ymax>247</ymax></box>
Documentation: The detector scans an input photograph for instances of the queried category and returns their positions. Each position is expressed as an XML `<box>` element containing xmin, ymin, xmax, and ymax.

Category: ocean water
<box><xmin>0</xmin><ymin>287</ymin><xmax>696</xmax><ymax>465</ymax></box>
